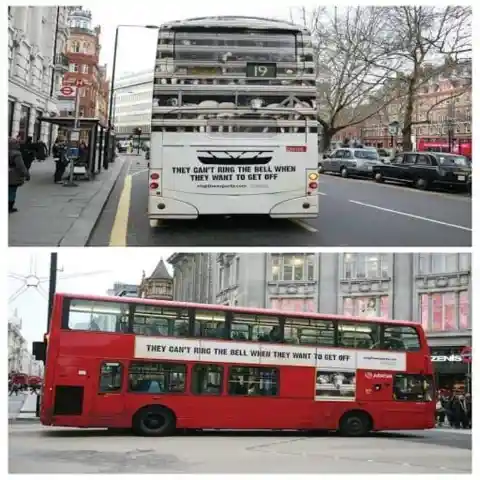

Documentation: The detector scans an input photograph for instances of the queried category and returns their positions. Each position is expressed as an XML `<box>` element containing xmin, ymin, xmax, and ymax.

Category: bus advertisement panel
<box><xmin>148</xmin><ymin>16</ymin><xmax>319</xmax><ymax>226</ymax></box>
<box><xmin>38</xmin><ymin>294</ymin><xmax>435</xmax><ymax>437</ymax></box>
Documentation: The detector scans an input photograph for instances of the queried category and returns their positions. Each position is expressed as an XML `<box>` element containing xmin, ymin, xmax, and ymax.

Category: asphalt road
<box><xmin>88</xmin><ymin>157</ymin><xmax>472</xmax><ymax>247</ymax></box>
<box><xmin>9</xmin><ymin>424</ymin><xmax>471</xmax><ymax>474</ymax></box>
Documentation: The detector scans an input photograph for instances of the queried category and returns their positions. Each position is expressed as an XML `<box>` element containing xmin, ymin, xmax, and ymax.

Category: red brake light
<box><xmin>150</xmin><ymin>182</ymin><xmax>159</xmax><ymax>189</ymax></box>
<box><xmin>309</xmin><ymin>182</ymin><xmax>318</xmax><ymax>189</ymax></box>
<box><xmin>150</xmin><ymin>173</ymin><xmax>159</xmax><ymax>180</ymax></box>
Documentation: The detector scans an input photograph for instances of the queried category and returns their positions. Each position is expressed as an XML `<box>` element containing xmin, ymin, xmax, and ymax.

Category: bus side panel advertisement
<box><xmin>134</xmin><ymin>337</ymin><xmax>406</xmax><ymax>372</ymax></box>
<box><xmin>315</xmin><ymin>370</ymin><xmax>356</xmax><ymax>402</ymax></box>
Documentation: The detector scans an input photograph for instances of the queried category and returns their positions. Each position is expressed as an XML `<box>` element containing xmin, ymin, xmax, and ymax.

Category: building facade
<box><xmin>139</xmin><ymin>260</ymin><xmax>173</xmax><ymax>300</ymax></box>
<box><xmin>60</xmin><ymin>7</ymin><xmax>108</xmax><ymax>122</ymax></box>
<box><xmin>8</xmin><ymin>310</ymin><xmax>44</xmax><ymax>377</ymax></box>
<box><xmin>8</xmin><ymin>6</ymin><xmax>70</xmax><ymax>144</ymax></box>
<box><xmin>113</xmin><ymin>69</ymin><xmax>154</xmax><ymax>140</ymax></box>
<box><xmin>169</xmin><ymin>252</ymin><xmax>472</xmax><ymax>391</ymax></box>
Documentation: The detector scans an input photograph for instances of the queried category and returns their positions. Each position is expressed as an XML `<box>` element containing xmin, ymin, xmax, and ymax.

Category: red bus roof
<box><xmin>55</xmin><ymin>292</ymin><xmax>421</xmax><ymax>328</ymax></box>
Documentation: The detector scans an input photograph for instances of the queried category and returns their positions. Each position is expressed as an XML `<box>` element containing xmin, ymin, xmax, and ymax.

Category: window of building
<box><xmin>383</xmin><ymin>325</ymin><xmax>420</xmax><ymax>351</ymax></box>
<box><xmin>393</xmin><ymin>374</ymin><xmax>434</xmax><ymax>402</ymax></box>
<box><xmin>419</xmin><ymin>294</ymin><xmax>429</xmax><ymax>330</ymax></box>
<box><xmin>99</xmin><ymin>362</ymin><xmax>123</xmax><ymax>393</ymax></box>
<box><xmin>459</xmin><ymin>291</ymin><xmax>469</xmax><ymax>329</ymax></box>
<box><xmin>218</xmin><ymin>266</ymin><xmax>224</xmax><ymax>290</ymax></box>
<box><xmin>191</xmin><ymin>364</ymin><xmax>223</xmax><ymax>395</ymax></box>
<box><xmin>228</xmin><ymin>367</ymin><xmax>278</xmax><ymax>396</ymax></box>
<box><xmin>128</xmin><ymin>361</ymin><xmax>186</xmax><ymax>393</ymax></box>
<box><xmin>69</xmin><ymin>63</ymin><xmax>78</xmax><ymax>72</ymax></box>
<box><xmin>18</xmin><ymin>105</ymin><xmax>31</xmax><ymax>142</ymax></box>
<box><xmin>82</xmin><ymin>64</ymin><xmax>88</xmax><ymax>73</ymax></box>
<box><xmin>284</xmin><ymin>318</ymin><xmax>334</xmax><ymax>345</ymax></box>
<box><xmin>231</xmin><ymin>313</ymin><xmax>280</xmax><ymax>342</ymax></box>
<box><xmin>66</xmin><ymin>299</ymin><xmax>129</xmax><ymax>332</ymax></box>
<box><xmin>420</xmin><ymin>291</ymin><xmax>469</xmax><ymax>332</ymax></box>
<box><xmin>342</xmin><ymin>296</ymin><xmax>389</xmax><ymax>318</ymax></box>
<box><xmin>271</xmin><ymin>254</ymin><xmax>315</xmax><ymax>281</ymax></box>
<box><xmin>271</xmin><ymin>298</ymin><xmax>315</xmax><ymax>313</ymax></box>
<box><xmin>418</xmin><ymin>253</ymin><xmax>460</xmax><ymax>274</ymax></box>
<box><xmin>343</xmin><ymin>253</ymin><xmax>389</xmax><ymax>279</ymax></box>
<box><xmin>194</xmin><ymin>310</ymin><xmax>226</xmax><ymax>339</ymax></box>
<box><xmin>133</xmin><ymin>305</ymin><xmax>189</xmax><ymax>337</ymax></box>
<box><xmin>71</xmin><ymin>41</ymin><xmax>80</xmax><ymax>53</ymax></box>
<box><xmin>337</xmin><ymin>322</ymin><xmax>381</xmax><ymax>349</ymax></box>
<box><xmin>83</xmin><ymin>42</ymin><xmax>90</xmax><ymax>53</ymax></box>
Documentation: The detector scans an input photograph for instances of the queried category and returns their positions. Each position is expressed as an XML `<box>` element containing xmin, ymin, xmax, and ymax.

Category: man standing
<box><xmin>20</xmin><ymin>136</ymin><xmax>36</xmax><ymax>171</ymax></box>
<box><xmin>8</xmin><ymin>137</ymin><xmax>30</xmax><ymax>213</ymax></box>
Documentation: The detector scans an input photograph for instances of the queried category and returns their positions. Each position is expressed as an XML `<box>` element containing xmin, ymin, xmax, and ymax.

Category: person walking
<box><xmin>20</xmin><ymin>136</ymin><xmax>36</xmax><ymax>171</ymax></box>
<box><xmin>8</xmin><ymin>137</ymin><xmax>30</xmax><ymax>213</ymax></box>
<box><xmin>53</xmin><ymin>136</ymin><xmax>68</xmax><ymax>183</ymax></box>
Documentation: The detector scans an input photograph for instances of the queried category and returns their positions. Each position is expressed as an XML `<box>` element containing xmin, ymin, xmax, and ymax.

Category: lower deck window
<box><xmin>393</xmin><ymin>374</ymin><xmax>434</xmax><ymax>402</ymax></box>
<box><xmin>228</xmin><ymin>366</ymin><xmax>278</xmax><ymax>396</ymax></box>
<box><xmin>129</xmin><ymin>361</ymin><xmax>186</xmax><ymax>393</ymax></box>
<box><xmin>191</xmin><ymin>364</ymin><xmax>223</xmax><ymax>395</ymax></box>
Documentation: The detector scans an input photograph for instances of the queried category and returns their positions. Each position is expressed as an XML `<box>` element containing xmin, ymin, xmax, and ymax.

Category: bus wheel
<box><xmin>339</xmin><ymin>411</ymin><xmax>372</xmax><ymax>437</ymax></box>
<box><xmin>133</xmin><ymin>406</ymin><xmax>176</xmax><ymax>436</ymax></box>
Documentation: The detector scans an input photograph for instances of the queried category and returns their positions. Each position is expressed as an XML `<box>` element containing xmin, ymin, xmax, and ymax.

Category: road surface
<box><xmin>88</xmin><ymin>156</ymin><xmax>471</xmax><ymax>247</ymax></box>
<box><xmin>9</xmin><ymin>424</ymin><xmax>471</xmax><ymax>474</ymax></box>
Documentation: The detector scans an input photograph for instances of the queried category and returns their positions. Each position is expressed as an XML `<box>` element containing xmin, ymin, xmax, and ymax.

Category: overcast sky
<box><xmin>8</xmin><ymin>250</ymin><xmax>174</xmax><ymax>348</ymax></box>
<box><xmin>76</xmin><ymin>0</ymin><xmax>320</xmax><ymax>78</ymax></box>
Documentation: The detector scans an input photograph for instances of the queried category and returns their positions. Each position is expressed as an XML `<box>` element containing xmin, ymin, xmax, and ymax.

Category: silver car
<box><xmin>319</xmin><ymin>147</ymin><xmax>382</xmax><ymax>178</ymax></box>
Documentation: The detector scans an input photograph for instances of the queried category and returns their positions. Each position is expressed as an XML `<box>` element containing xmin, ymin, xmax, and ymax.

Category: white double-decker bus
<box><xmin>148</xmin><ymin>15</ymin><xmax>318</xmax><ymax>226</ymax></box>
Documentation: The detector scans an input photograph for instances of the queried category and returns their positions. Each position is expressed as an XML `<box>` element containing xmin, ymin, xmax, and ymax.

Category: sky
<box><xmin>75</xmin><ymin>0</ymin><xmax>321</xmax><ymax>79</ymax></box>
<box><xmin>7</xmin><ymin>250</ymin><xmax>174</xmax><ymax>348</ymax></box>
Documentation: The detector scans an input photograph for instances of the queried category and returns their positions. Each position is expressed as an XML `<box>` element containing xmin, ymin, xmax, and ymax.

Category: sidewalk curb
<box><xmin>9</xmin><ymin>416</ymin><xmax>40</xmax><ymax>424</ymax></box>
<box><xmin>59</xmin><ymin>157</ymin><xmax>126</xmax><ymax>246</ymax></box>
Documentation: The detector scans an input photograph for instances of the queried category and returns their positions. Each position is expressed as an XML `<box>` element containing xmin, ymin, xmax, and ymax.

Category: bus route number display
<box><xmin>246</xmin><ymin>62</ymin><xmax>277</xmax><ymax>78</ymax></box>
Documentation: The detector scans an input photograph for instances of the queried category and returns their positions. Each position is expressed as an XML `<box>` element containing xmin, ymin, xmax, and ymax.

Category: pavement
<box><xmin>8</xmin><ymin>155</ymin><xmax>127</xmax><ymax>247</ymax></box>
<box><xmin>8</xmin><ymin>425</ymin><xmax>471</xmax><ymax>473</ymax></box>
<box><xmin>8</xmin><ymin>392</ymin><xmax>39</xmax><ymax>423</ymax></box>
<box><xmin>88</xmin><ymin>157</ymin><xmax>472</xmax><ymax>247</ymax></box>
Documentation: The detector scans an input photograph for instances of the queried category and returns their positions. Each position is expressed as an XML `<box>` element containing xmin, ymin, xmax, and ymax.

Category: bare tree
<box><xmin>376</xmin><ymin>6</ymin><xmax>472</xmax><ymax>150</ymax></box>
<box><xmin>292</xmin><ymin>6</ymin><xmax>403</xmax><ymax>150</ymax></box>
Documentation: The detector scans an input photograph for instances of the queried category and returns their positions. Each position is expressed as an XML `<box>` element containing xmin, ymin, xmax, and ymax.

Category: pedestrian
<box><xmin>20</xmin><ymin>135</ymin><xmax>36</xmax><ymax>171</ymax></box>
<box><xmin>8</xmin><ymin>137</ymin><xmax>30</xmax><ymax>213</ymax></box>
<box><xmin>35</xmin><ymin>139</ymin><xmax>48</xmax><ymax>161</ymax></box>
<box><xmin>53</xmin><ymin>136</ymin><xmax>68</xmax><ymax>183</ymax></box>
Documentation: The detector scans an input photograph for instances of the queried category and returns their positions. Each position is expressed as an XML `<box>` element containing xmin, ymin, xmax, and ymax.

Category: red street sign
<box><xmin>461</xmin><ymin>346</ymin><xmax>472</xmax><ymax>364</ymax></box>
<box><xmin>60</xmin><ymin>85</ymin><xmax>74</xmax><ymax>96</ymax></box>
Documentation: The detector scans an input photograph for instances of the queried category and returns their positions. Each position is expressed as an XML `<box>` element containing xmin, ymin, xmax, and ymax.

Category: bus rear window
<box><xmin>66</xmin><ymin>299</ymin><xmax>129</xmax><ymax>333</ymax></box>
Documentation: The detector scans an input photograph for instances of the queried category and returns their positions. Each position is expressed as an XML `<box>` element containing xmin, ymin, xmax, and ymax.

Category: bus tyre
<box><xmin>374</xmin><ymin>172</ymin><xmax>384</xmax><ymax>183</ymax></box>
<box><xmin>133</xmin><ymin>406</ymin><xmax>176</xmax><ymax>437</ymax></box>
<box><xmin>340</xmin><ymin>167</ymin><xmax>348</xmax><ymax>178</ymax></box>
<box><xmin>339</xmin><ymin>411</ymin><xmax>371</xmax><ymax>437</ymax></box>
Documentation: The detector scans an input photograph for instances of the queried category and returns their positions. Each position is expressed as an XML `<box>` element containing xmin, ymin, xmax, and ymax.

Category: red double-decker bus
<box><xmin>34</xmin><ymin>293</ymin><xmax>435</xmax><ymax>436</ymax></box>
<box><xmin>417</xmin><ymin>138</ymin><xmax>472</xmax><ymax>158</ymax></box>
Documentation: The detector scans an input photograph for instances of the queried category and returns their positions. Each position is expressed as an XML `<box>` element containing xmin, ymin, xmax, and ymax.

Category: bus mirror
<box><xmin>32</xmin><ymin>341</ymin><xmax>46</xmax><ymax>362</ymax></box>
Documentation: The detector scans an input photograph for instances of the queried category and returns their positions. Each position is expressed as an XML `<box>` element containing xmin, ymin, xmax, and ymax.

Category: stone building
<box><xmin>8</xmin><ymin>6</ymin><xmax>70</xmax><ymax>144</ymax></box>
<box><xmin>139</xmin><ymin>260</ymin><xmax>173</xmax><ymax>300</ymax></box>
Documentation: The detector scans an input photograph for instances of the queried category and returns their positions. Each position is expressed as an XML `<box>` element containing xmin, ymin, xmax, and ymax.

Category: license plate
<box><xmin>457</xmin><ymin>175</ymin><xmax>465</xmax><ymax>181</ymax></box>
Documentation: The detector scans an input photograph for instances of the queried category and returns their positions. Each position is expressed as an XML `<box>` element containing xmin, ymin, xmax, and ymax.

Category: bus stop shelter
<box><xmin>39</xmin><ymin>116</ymin><xmax>116</xmax><ymax>174</ymax></box>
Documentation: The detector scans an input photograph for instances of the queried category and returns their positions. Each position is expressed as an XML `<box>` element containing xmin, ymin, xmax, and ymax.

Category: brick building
<box><xmin>59</xmin><ymin>7</ymin><xmax>109</xmax><ymax>123</ymax></box>
<box><xmin>357</xmin><ymin>61</ymin><xmax>472</xmax><ymax>149</ymax></box>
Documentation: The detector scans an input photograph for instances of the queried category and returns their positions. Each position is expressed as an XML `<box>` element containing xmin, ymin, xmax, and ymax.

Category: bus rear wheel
<box><xmin>133</xmin><ymin>406</ymin><xmax>176</xmax><ymax>436</ymax></box>
<box><xmin>339</xmin><ymin>411</ymin><xmax>372</xmax><ymax>437</ymax></box>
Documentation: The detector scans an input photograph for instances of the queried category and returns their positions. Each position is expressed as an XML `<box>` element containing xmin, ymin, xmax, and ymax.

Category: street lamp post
<box><xmin>105</xmin><ymin>24</ymin><xmax>158</xmax><ymax>164</ymax></box>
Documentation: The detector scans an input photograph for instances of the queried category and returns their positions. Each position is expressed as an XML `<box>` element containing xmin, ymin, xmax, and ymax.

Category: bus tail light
<box><xmin>149</xmin><ymin>170</ymin><xmax>162</xmax><ymax>194</ymax></box>
<box><xmin>306</xmin><ymin>170</ymin><xmax>319</xmax><ymax>195</ymax></box>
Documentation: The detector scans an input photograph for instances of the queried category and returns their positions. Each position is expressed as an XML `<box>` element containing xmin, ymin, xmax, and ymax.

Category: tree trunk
<box><xmin>402</xmin><ymin>77</ymin><xmax>416</xmax><ymax>151</ymax></box>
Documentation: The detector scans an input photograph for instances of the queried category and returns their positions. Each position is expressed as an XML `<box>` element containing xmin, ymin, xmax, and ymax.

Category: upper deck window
<box><xmin>383</xmin><ymin>325</ymin><xmax>421</xmax><ymax>351</ymax></box>
<box><xmin>133</xmin><ymin>304</ymin><xmax>189</xmax><ymax>337</ymax></box>
<box><xmin>66</xmin><ymin>299</ymin><xmax>129</xmax><ymax>333</ymax></box>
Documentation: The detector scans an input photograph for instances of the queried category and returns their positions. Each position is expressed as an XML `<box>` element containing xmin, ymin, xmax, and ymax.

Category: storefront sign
<box><xmin>431</xmin><ymin>354</ymin><xmax>463</xmax><ymax>362</ymax></box>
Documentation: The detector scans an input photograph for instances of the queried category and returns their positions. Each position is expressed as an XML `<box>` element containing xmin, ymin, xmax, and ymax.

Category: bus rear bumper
<box><xmin>147</xmin><ymin>194</ymin><xmax>319</xmax><ymax>220</ymax></box>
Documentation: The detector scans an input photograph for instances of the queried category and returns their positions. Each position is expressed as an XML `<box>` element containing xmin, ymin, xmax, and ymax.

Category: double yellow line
<box><xmin>109</xmin><ymin>175</ymin><xmax>132</xmax><ymax>246</ymax></box>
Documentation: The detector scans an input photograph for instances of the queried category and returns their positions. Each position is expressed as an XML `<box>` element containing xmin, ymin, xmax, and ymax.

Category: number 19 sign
<box><xmin>246</xmin><ymin>62</ymin><xmax>277</xmax><ymax>78</ymax></box>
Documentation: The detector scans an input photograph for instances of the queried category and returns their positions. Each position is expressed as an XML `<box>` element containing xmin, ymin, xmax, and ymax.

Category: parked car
<box><xmin>377</xmin><ymin>148</ymin><xmax>397</xmax><ymax>163</ymax></box>
<box><xmin>372</xmin><ymin>151</ymin><xmax>472</xmax><ymax>191</ymax></box>
<box><xmin>319</xmin><ymin>147</ymin><xmax>382</xmax><ymax>178</ymax></box>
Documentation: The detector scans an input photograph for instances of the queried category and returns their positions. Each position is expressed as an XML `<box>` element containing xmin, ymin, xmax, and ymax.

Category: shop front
<box><xmin>430</xmin><ymin>345</ymin><xmax>472</xmax><ymax>393</ymax></box>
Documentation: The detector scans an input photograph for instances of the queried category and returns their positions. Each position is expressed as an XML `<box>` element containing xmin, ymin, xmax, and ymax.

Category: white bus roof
<box><xmin>159</xmin><ymin>16</ymin><xmax>309</xmax><ymax>33</ymax></box>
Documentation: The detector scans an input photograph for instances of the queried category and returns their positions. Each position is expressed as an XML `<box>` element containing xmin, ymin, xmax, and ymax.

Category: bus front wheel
<box><xmin>339</xmin><ymin>411</ymin><xmax>372</xmax><ymax>437</ymax></box>
<box><xmin>133</xmin><ymin>406</ymin><xmax>176</xmax><ymax>436</ymax></box>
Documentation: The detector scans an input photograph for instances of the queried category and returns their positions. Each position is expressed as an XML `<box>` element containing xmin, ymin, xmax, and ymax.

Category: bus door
<box><xmin>91</xmin><ymin>361</ymin><xmax>125</xmax><ymax>419</ymax></box>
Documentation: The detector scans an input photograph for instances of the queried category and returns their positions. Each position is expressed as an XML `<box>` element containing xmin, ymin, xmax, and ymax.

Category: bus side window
<box><xmin>228</xmin><ymin>367</ymin><xmax>279</xmax><ymax>397</ymax></box>
<box><xmin>337</xmin><ymin>322</ymin><xmax>381</xmax><ymax>349</ymax></box>
<box><xmin>191</xmin><ymin>364</ymin><xmax>223</xmax><ymax>395</ymax></box>
<box><xmin>99</xmin><ymin>362</ymin><xmax>123</xmax><ymax>393</ymax></box>
<box><xmin>383</xmin><ymin>325</ymin><xmax>420</xmax><ymax>351</ymax></box>
<box><xmin>284</xmin><ymin>318</ymin><xmax>335</xmax><ymax>346</ymax></box>
<box><xmin>128</xmin><ymin>361</ymin><xmax>186</xmax><ymax>394</ymax></box>
<box><xmin>194</xmin><ymin>310</ymin><xmax>226</xmax><ymax>339</ymax></box>
<box><xmin>231</xmin><ymin>313</ymin><xmax>281</xmax><ymax>343</ymax></box>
